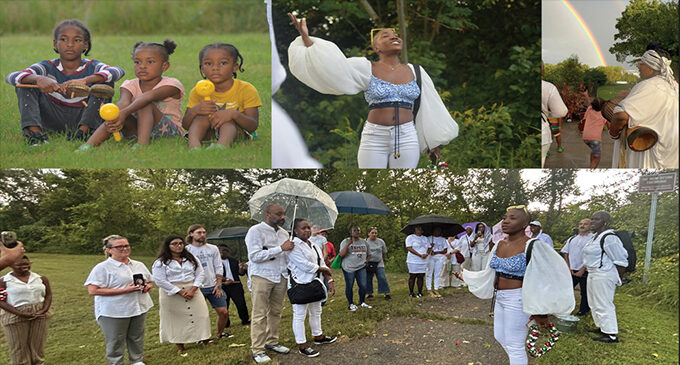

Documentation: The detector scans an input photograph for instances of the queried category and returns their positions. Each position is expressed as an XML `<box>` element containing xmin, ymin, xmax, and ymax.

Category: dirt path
<box><xmin>277</xmin><ymin>287</ymin><xmax>530</xmax><ymax>365</ymax></box>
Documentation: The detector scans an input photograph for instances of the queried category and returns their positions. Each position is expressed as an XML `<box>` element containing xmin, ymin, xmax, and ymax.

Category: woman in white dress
<box><xmin>470</xmin><ymin>222</ymin><xmax>494</xmax><ymax>270</ymax></box>
<box><xmin>152</xmin><ymin>234</ymin><xmax>212</xmax><ymax>355</ymax></box>
<box><xmin>405</xmin><ymin>226</ymin><xmax>430</xmax><ymax>297</ymax></box>
<box><xmin>287</xmin><ymin>13</ymin><xmax>458</xmax><ymax>168</ymax></box>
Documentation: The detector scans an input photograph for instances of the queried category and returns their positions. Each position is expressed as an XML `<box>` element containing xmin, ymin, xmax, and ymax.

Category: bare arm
<box><xmin>36</xmin><ymin>276</ymin><xmax>52</xmax><ymax>314</ymax></box>
<box><xmin>288</xmin><ymin>13</ymin><xmax>314</xmax><ymax>47</ymax></box>
<box><xmin>0</xmin><ymin>241</ymin><xmax>24</xmax><ymax>270</ymax></box>
<box><xmin>609</xmin><ymin>111</ymin><xmax>629</xmax><ymax>139</ymax></box>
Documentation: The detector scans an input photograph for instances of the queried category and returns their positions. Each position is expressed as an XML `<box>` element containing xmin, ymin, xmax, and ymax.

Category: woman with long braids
<box><xmin>287</xmin><ymin>13</ymin><xmax>458</xmax><ymax>168</ymax></box>
<box><xmin>456</xmin><ymin>206</ymin><xmax>573</xmax><ymax>364</ymax></box>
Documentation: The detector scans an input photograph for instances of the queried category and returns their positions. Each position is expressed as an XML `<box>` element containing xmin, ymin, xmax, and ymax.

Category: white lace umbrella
<box><xmin>248</xmin><ymin>178</ymin><xmax>338</xmax><ymax>236</ymax></box>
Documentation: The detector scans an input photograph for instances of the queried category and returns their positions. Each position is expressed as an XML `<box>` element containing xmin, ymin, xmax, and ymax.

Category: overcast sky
<box><xmin>542</xmin><ymin>0</ymin><xmax>633</xmax><ymax>69</ymax></box>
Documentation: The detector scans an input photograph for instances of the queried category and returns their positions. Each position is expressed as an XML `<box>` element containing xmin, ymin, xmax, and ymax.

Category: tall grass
<box><xmin>0</xmin><ymin>0</ymin><xmax>266</xmax><ymax>35</ymax></box>
<box><xmin>1</xmin><ymin>33</ymin><xmax>271</xmax><ymax>168</ymax></box>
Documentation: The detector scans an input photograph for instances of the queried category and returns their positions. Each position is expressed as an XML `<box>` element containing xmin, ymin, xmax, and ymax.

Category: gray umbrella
<box><xmin>328</xmin><ymin>191</ymin><xmax>390</xmax><ymax>215</ymax></box>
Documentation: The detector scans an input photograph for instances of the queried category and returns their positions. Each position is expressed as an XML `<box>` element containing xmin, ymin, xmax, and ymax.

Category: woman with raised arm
<box><xmin>287</xmin><ymin>13</ymin><xmax>458</xmax><ymax>168</ymax></box>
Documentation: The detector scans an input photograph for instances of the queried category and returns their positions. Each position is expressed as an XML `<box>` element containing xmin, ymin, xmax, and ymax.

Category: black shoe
<box><xmin>385</xmin><ymin>294</ymin><xmax>392</xmax><ymax>301</ymax></box>
<box><xmin>576</xmin><ymin>310</ymin><xmax>590</xmax><ymax>316</ymax></box>
<box><xmin>24</xmin><ymin>130</ymin><xmax>49</xmax><ymax>146</ymax></box>
<box><xmin>367</xmin><ymin>294</ymin><xmax>374</xmax><ymax>299</ymax></box>
<box><xmin>217</xmin><ymin>332</ymin><xmax>234</xmax><ymax>339</ymax></box>
<box><xmin>298</xmin><ymin>347</ymin><xmax>319</xmax><ymax>357</ymax></box>
<box><xmin>592</xmin><ymin>335</ymin><xmax>619</xmax><ymax>343</ymax></box>
<box><xmin>417</xmin><ymin>293</ymin><xmax>423</xmax><ymax>298</ymax></box>
<box><xmin>409</xmin><ymin>293</ymin><xmax>416</xmax><ymax>298</ymax></box>
<box><xmin>68</xmin><ymin>128</ymin><xmax>91</xmax><ymax>142</ymax></box>
<box><xmin>313</xmin><ymin>336</ymin><xmax>337</xmax><ymax>345</ymax></box>
<box><xmin>587</xmin><ymin>328</ymin><xmax>603</xmax><ymax>334</ymax></box>
<box><xmin>242</xmin><ymin>320</ymin><xmax>251</xmax><ymax>326</ymax></box>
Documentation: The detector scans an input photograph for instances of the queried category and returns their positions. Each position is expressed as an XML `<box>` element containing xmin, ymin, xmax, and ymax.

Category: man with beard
<box><xmin>245</xmin><ymin>204</ymin><xmax>295</xmax><ymax>363</ymax></box>
<box><xmin>185</xmin><ymin>224</ymin><xmax>231</xmax><ymax>339</ymax></box>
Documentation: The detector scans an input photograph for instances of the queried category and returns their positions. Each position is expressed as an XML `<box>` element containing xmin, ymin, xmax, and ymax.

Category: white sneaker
<box><xmin>252</xmin><ymin>353</ymin><xmax>271</xmax><ymax>363</ymax></box>
<box><xmin>349</xmin><ymin>303</ymin><xmax>358</xmax><ymax>311</ymax></box>
<box><xmin>264</xmin><ymin>343</ymin><xmax>290</xmax><ymax>354</ymax></box>
<box><xmin>360</xmin><ymin>302</ymin><xmax>372</xmax><ymax>309</ymax></box>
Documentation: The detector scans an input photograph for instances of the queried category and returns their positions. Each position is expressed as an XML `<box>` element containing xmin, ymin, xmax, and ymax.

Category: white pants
<box><xmin>541</xmin><ymin>143</ymin><xmax>550</xmax><ymax>167</ymax></box>
<box><xmin>292</xmin><ymin>301</ymin><xmax>323</xmax><ymax>344</ymax></box>
<box><xmin>494</xmin><ymin>289</ymin><xmax>529</xmax><ymax>365</ymax></box>
<box><xmin>439</xmin><ymin>262</ymin><xmax>463</xmax><ymax>288</ymax></box>
<box><xmin>587</xmin><ymin>270</ymin><xmax>620</xmax><ymax>334</ymax></box>
<box><xmin>357</xmin><ymin>121</ymin><xmax>420</xmax><ymax>168</ymax></box>
<box><xmin>426</xmin><ymin>255</ymin><xmax>446</xmax><ymax>290</ymax></box>
<box><xmin>471</xmin><ymin>251</ymin><xmax>489</xmax><ymax>271</ymax></box>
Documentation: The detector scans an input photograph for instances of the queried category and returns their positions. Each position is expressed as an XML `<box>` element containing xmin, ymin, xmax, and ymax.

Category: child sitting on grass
<box><xmin>581</xmin><ymin>97</ymin><xmax>609</xmax><ymax>169</ymax></box>
<box><xmin>77</xmin><ymin>39</ymin><xmax>184</xmax><ymax>151</ymax></box>
<box><xmin>182</xmin><ymin>43</ymin><xmax>261</xmax><ymax>150</ymax></box>
<box><xmin>5</xmin><ymin>19</ymin><xmax>124</xmax><ymax>146</ymax></box>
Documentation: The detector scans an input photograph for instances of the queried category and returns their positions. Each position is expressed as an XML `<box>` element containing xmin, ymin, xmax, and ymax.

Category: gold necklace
<box><xmin>380</xmin><ymin>61</ymin><xmax>400</xmax><ymax>71</ymax></box>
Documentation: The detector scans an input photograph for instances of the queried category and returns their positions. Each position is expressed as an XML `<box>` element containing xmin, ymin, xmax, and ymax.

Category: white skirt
<box><xmin>407</xmin><ymin>262</ymin><xmax>427</xmax><ymax>274</ymax></box>
<box><xmin>159</xmin><ymin>281</ymin><xmax>211</xmax><ymax>343</ymax></box>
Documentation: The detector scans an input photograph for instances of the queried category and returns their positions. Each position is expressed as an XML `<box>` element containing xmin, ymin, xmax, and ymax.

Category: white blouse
<box><xmin>3</xmin><ymin>272</ymin><xmax>45</xmax><ymax>307</ymax></box>
<box><xmin>84</xmin><ymin>257</ymin><xmax>154</xmax><ymax>319</ymax></box>
<box><xmin>288</xmin><ymin>36</ymin><xmax>459</xmax><ymax>153</ymax></box>
<box><xmin>288</xmin><ymin>237</ymin><xmax>327</xmax><ymax>285</ymax></box>
<box><xmin>405</xmin><ymin>234</ymin><xmax>429</xmax><ymax>264</ymax></box>
<box><xmin>583</xmin><ymin>229</ymin><xmax>629</xmax><ymax>276</ymax></box>
<box><xmin>463</xmin><ymin>239</ymin><xmax>574</xmax><ymax>316</ymax></box>
<box><xmin>152</xmin><ymin>257</ymin><xmax>205</xmax><ymax>296</ymax></box>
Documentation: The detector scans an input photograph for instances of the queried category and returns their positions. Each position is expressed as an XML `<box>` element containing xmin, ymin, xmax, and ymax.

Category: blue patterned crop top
<box><xmin>489</xmin><ymin>252</ymin><xmax>527</xmax><ymax>278</ymax></box>
<box><xmin>364</xmin><ymin>75</ymin><xmax>420</xmax><ymax>106</ymax></box>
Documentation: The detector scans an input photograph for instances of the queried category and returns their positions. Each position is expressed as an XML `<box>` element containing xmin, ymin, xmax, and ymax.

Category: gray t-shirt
<box><xmin>366</xmin><ymin>238</ymin><xmax>387</xmax><ymax>267</ymax></box>
<box><xmin>340</xmin><ymin>238</ymin><xmax>368</xmax><ymax>272</ymax></box>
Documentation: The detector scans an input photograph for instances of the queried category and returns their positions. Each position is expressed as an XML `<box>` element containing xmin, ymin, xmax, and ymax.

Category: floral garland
<box><xmin>526</xmin><ymin>323</ymin><xmax>560</xmax><ymax>358</ymax></box>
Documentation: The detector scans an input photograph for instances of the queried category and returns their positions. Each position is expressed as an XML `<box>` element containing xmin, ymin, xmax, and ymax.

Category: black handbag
<box><xmin>287</xmin><ymin>244</ymin><xmax>327</xmax><ymax>305</ymax></box>
<box><xmin>366</xmin><ymin>261</ymin><xmax>379</xmax><ymax>274</ymax></box>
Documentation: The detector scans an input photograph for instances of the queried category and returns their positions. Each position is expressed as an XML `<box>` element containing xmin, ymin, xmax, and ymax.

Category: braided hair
<box><xmin>53</xmin><ymin>19</ymin><xmax>92</xmax><ymax>56</ymax></box>
<box><xmin>199</xmin><ymin>43</ymin><xmax>245</xmax><ymax>79</ymax></box>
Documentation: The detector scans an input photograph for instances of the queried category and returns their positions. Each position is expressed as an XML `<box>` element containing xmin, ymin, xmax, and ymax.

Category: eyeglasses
<box><xmin>506</xmin><ymin>205</ymin><xmax>529</xmax><ymax>214</ymax></box>
<box><xmin>110</xmin><ymin>244</ymin><xmax>130</xmax><ymax>250</ymax></box>
<box><xmin>370</xmin><ymin>28</ymin><xmax>397</xmax><ymax>44</ymax></box>
<box><xmin>169</xmin><ymin>241</ymin><xmax>184</xmax><ymax>246</ymax></box>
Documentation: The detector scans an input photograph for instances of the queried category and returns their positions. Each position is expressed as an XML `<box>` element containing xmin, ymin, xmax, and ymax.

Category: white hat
<box><xmin>529</xmin><ymin>221</ymin><xmax>542</xmax><ymax>227</ymax></box>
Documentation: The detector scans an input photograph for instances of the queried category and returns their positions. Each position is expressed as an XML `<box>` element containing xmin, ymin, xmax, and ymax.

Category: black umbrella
<box><xmin>206</xmin><ymin>226</ymin><xmax>250</xmax><ymax>262</ymax></box>
<box><xmin>328</xmin><ymin>191</ymin><xmax>391</xmax><ymax>215</ymax></box>
<box><xmin>401</xmin><ymin>215</ymin><xmax>465</xmax><ymax>238</ymax></box>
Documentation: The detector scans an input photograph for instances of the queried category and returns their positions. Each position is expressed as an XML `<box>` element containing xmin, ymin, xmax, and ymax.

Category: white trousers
<box><xmin>439</xmin><ymin>262</ymin><xmax>463</xmax><ymax>287</ymax></box>
<box><xmin>587</xmin><ymin>270</ymin><xmax>619</xmax><ymax>334</ymax></box>
<box><xmin>425</xmin><ymin>255</ymin><xmax>446</xmax><ymax>290</ymax></box>
<box><xmin>292</xmin><ymin>301</ymin><xmax>323</xmax><ymax>344</ymax></box>
<box><xmin>494</xmin><ymin>288</ymin><xmax>529</xmax><ymax>365</ymax></box>
<box><xmin>471</xmin><ymin>251</ymin><xmax>489</xmax><ymax>271</ymax></box>
<box><xmin>357</xmin><ymin>121</ymin><xmax>420</xmax><ymax>168</ymax></box>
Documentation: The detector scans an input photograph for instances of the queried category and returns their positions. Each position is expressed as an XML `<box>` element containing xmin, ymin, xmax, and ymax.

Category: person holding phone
<box><xmin>470</xmin><ymin>223</ymin><xmax>493</xmax><ymax>271</ymax></box>
<box><xmin>84</xmin><ymin>235</ymin><xmax>154</xmax><ymax>365</ymax></box>
<box><xmin>0</xmin><ymin>255</ymin><xmax>52</xmax><ymax>365</ymax></box>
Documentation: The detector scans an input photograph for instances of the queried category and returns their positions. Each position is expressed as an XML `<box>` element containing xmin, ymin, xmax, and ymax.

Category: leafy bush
<box><xmin>621</xmin><ymin>254</ymin><xmax>679</xmax><ymax>312</ymax></box>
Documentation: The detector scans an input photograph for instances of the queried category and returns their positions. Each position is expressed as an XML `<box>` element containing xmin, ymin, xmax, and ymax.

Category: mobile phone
<box><xmin>1</xmin><ymin>231</ymin><xmax>18</xmax><ymax>248</ymax></box>
<box><xmin>132</xmin><ymin>274</ymin><xmax>145</xmax><ymax>287</ymax></box>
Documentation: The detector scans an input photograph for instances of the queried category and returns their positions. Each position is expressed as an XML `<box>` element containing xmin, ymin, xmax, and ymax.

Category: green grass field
<box><xmin>597</xmin><ymin>83</ymin><xmax>634</xmax><ymax>100</ymax></box>
<box><xmin>0</xmin><ymin>33</ymin><xmax>271</xmax><ymax>168</ymax></box>
<box><xmin>0</xmin><ymin>253</ymin><xmax>676</xmax><ymax>364</ymax></box>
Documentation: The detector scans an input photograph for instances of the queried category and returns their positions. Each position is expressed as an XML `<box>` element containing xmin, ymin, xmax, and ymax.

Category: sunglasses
<box><xmin>169</xmin><ymin>241</ymin><xmax>184</xmax><ymax>246</ymax></box>
<box><xmin>506</xmin><ymin>205</ymin><xmax>529</xmax><ymax>214</ymax></box>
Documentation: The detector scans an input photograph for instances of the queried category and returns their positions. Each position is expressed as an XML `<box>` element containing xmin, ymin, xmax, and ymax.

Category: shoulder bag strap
<box><xmin>599</xmin><ymin>233</ymin><xmax>614</xmax><ymax>268</ymax></box>
<box><xmin>413</xmin><ymin>64</ymin><xmax>422</xmax><ymax>121</ymax></box>
<box><xmin>525</xmin><ymin>238</ymin><xmax>537</xmax><ymax>265</ymax></box>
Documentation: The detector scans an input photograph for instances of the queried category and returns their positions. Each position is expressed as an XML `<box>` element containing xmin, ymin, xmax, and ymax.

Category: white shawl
<box><xmin>462</xmin><ymin>239</ymin><xmax>574</xmax><ymax>316</ymax></box>
<box><xmin>288</xmin><ymin>36</ymin><xmax>459</xmax><ymax>153</ymax></box>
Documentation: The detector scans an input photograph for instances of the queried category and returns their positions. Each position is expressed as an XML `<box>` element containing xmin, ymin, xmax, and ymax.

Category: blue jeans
<box><xmin>342</xmin><ymin>267</ymin><xmax>368</xmax><ymax>305</ymax></box>
<box><xmin>366</xmin><ymin>266</ymin><xmax>390</xmax><ymax>294</ymax></box>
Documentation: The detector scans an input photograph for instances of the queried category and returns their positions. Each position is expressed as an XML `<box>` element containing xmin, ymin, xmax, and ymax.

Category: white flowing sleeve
<box><xmin>522</xmin><ymin>240</ymin><xmax>575</xmax><ymax>316</ymax></box>
<box><xmin>461</xmin><ymin>244</ymin><xmax>497</xmax><ymax>299</ymax></box>
<box><xmin>410</xmin><ymin>64</ymin><xmax>459</xmax><ymax>153</ymax></box>
<box><xmin>288</xmin><ymin>36</ymin><xmax>371</xmax><ymax>95</ymax></box>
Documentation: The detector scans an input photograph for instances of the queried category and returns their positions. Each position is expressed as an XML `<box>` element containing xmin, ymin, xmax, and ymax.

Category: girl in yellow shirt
<box><xmin>182</xmin><ymin>43</ymin><xmax>261</xmax><ymax>149</ymax></box>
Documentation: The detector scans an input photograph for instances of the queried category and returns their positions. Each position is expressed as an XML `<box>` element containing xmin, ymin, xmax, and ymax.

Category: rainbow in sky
<box><xmin>559</xmin><ymin>0</ymin><xmax>608</xmax><ymax>66</ymax></box>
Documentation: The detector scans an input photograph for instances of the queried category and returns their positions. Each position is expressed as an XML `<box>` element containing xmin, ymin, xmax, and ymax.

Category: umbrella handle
<box><xmin>289</xmin><ymin>198</ymin><xmax>298</xmax><ymax>241</ymax></box>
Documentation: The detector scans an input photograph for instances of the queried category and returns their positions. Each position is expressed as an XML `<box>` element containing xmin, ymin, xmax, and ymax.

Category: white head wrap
<box><xmin>641</xmin><ymin>50</ymin><xmax>678</xmax><ymax>92</ymax></box>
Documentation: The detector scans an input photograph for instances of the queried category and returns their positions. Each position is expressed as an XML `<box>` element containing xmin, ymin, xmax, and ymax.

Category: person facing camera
<box><xmin>218</xmin><ymin>244</ymin><xmax>251</xmax><ymax>327</ymax></box>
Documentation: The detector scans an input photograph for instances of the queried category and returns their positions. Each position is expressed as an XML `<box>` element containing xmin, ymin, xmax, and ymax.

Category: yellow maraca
<box><xmin>195</xmin><ymin>79</ymin><xmax>215</xmax><ymax>100</ymax></box>
<box><xmin>99</xmin><ymin>103</ymin><xmax>122</xmax><ymax>141</ymax></box>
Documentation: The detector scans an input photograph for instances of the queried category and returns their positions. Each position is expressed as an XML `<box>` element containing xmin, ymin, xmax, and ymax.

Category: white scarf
<box><xmin>641</xmin><ymin>50</ymin><xmax>678</xmax><ymax>92</ymax></box>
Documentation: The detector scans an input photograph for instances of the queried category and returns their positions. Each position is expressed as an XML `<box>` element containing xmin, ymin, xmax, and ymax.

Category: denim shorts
<box><xmin>200</xmin><ymin>286</ymin><xmax>227</xmax><ymax>308</ymax></box>
<box><xmin>583</xmin><ymin>139</ymin><xmax>601</xmax><ymax>156</ymax></box>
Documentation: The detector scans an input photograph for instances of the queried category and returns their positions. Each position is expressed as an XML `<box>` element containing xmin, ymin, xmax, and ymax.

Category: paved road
<box><xmin>544</xmin><ymin>118</ymin><xmax>614</xmax><ymax>168</ymax></box>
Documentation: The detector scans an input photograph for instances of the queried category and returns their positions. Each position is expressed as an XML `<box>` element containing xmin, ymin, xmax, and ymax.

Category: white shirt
<box><xmin>3</xmin><ymin>272</ymin><xmax>45</xmax><ymax>307</ymax></box>
<box><xmin>309</xmin><ymin>235</ymin><xmax>327</xmax><ymax>254</ymax></box>
<box><xmin>288</xmin><ymin>237</ymin><xmax>326</xmax><ymax>285</ymax></box>
<box><xmin>151</xmin><ymin>257</ymin><xmax>205</xmax><ymax>296</ymax></box>
<box><xmin>470</xmin><ymin>231</ymin><xmax>493</xmax><ymax>253</ymax></box>
<box><xmin>222</xmin><ymin>259</ymin><xmax>235</xmax><ymax>282</ymax></box>
<box><xmin>185</xmin><ymin>243</ymin><xmax>223</xmax><ymax>288</ymax></box>
<box><xmin>583</xmin><ymin>229</ymin><xmax>629</xmax><ymax>276</ymax></box>
<box><xmin>405</xmin><ymin>234</ymin><xmax>429</xmax><ymax>264</ymax></box>
<box><xmin>84</xmin><ymin>258</ymin><xmax>154</xmax><ymax>319</ymax></box>
<box><xmin>245</xmin><ymin>221</ymin><xmax>290</xmax><ymax>283</ymax></box>
<box><xmin>561</xmin><ymin>233</ymin><xmax>593</xmax><ymax>270</ymax></box>
<box><xmin>428</xmin><ymin>236</ymin><xmax>449</xmax><ymax>256</ymax></box>
<box><xmin>458</xmin><ymin>234</ymin><xmax>473</xmax><ymax>258</ymax></box>
<box><xmin>541</xmin><ymin>80</ymin><xmax>568</xmax><ymax>146</ymax></box>
<box><xmin>536</xmin><ymin>232</ymin><xmax>554</xmax><ymax>248</ymax></box>
<box><xmin>447</xmin><ymin>238</ymin><xmax>461</xmax><ymax>264</ymax></box>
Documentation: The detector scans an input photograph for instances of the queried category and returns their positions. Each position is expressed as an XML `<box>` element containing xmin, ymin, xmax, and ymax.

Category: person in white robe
<box><xmin>541</xmin><ymin>62</ymin><xmax>568</xmax><ymax>167</ymax></box>
<box><xmin>583</xmin><ymin>211</ymin><xmax>628</xmax><ymax>343</ymax></box>
<box><xmin>287</xmin><ymin>14</ymin><xmax>458</xmax><ymax>168</ymax></box>
<box><xmin>610</xmin><ymin>48</ymin><xmax>678</xmax><ymax>168</ymax></box>
<box><xmin>456</xmin><ymin>206</ymin><xmax>573</xmax><ymax>365</ymax></box>
<box><xmin>458</xmin><ymin>227</ymin><xmax>474</xmax><ymax>272</ymax></box>
<box><xmin>470</xmin><ymin>222</ymin><xmax>494</xmax><ymax>271</ymax></box>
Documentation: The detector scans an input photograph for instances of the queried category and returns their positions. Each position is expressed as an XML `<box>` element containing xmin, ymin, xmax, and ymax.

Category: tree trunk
<box><xmin>398</xmin><ymin>0</ymin><xmax>408</xmax><ymax>64</ymax></box>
